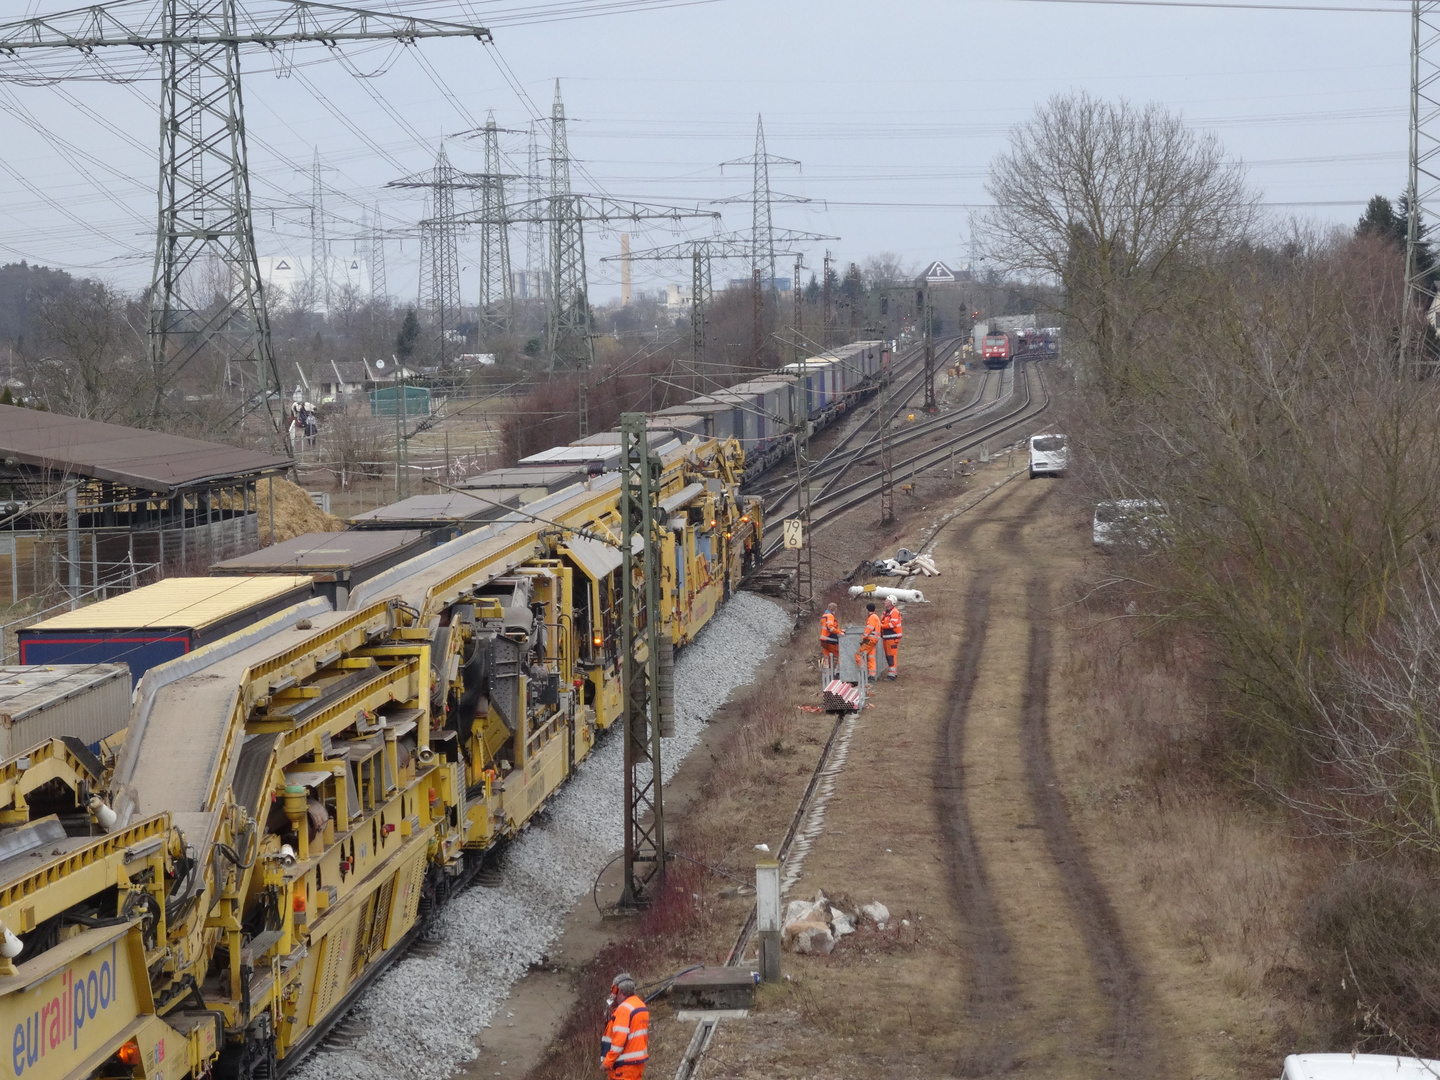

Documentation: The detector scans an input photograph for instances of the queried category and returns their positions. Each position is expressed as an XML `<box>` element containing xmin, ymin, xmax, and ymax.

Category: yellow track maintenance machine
<box><xmin>0</xmin><ymin>433</ymin><xmax>758</xmax><ymax>1080</ymax></box>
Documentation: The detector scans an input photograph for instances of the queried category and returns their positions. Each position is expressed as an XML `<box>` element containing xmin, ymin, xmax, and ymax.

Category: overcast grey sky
<box><xmin>0</xmin><ymin>0</ymin><xmax>1412</xmax><ymax>306</ymax></box>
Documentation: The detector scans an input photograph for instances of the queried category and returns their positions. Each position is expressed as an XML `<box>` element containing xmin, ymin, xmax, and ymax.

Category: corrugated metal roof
<box><xmin>348</xmin><ymin>492</ymin><xmax>507</xmax><ymax>525</ymax></box>
<box><xmin>30</xmin><ymin>575</ymin><xmax>313</xmax><ymax>631</ymax></box>
<box><xmin>0</xmin><ymin>664</ymin><xmax>129</xmax><ymax>721</ymax></box>
<box><xmin>460</xmin><ymin>466</ymin><xmax>587</xmax><ymax>491</ymax></box>
<box><xmin>0</xmin><ymin>404</ymin><xmax>291</xmax><ymax>492</ymax></box>
<box><xmin>211</xmin><ymin>530</ymin><xmax>428</xmax><ymax>573</ymax></box>
<box><xmin>519</xmin><ymin>444</ymin><xmax>622</xmax><ymax>466</ymax></box>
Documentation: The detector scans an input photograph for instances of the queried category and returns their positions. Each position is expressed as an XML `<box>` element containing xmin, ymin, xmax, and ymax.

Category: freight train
<box><xmin>0</xmin><ymin>342</ymin><xmax>886</xmax><ymax>1080</ymax></box>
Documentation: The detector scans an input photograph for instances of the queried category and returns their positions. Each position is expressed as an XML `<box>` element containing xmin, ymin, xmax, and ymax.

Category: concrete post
<box><xmin>65</xmin><ymin>484</ymin><xmax>79</xmax><ymax>610</ymax></box>
<box><xmin>756</xmin><ymin>860</ymin><xmax>782</xmax><ymax>983</ymax></box>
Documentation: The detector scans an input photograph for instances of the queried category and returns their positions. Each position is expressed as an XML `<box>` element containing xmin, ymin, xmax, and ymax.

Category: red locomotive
<box><xmin>981</xmin><ymin>331</ymin><xmax>1012</xmax><ymax>368</ymax></box>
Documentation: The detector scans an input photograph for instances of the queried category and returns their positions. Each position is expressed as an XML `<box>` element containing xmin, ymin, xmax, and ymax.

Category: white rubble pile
<box><xmin>875</xmin><ymin>547</ymin><xmax>940</xmax><ymax>578</ymax></box>
<box><xmin>781</xmin><ymin>891</ymin><xmax>888</xmax><ymax>955</ymax></box>
<box><xmin>293</xmin><ymin>592</ymin><xmax>792</xmax><ymax>1080</ymax></box>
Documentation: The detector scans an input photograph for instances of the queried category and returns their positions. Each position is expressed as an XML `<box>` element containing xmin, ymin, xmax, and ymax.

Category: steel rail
<box><xmin>756</xmin><ymin>361</ymin><xmax>1050</xmax><ymax>563</ymax></box>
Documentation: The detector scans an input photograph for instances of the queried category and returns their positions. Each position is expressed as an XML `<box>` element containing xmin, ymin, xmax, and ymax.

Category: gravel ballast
<box><xmin>293</xmin><ymin>591</ymin><xmax>793</xmax><ymax>1080</ymax></box>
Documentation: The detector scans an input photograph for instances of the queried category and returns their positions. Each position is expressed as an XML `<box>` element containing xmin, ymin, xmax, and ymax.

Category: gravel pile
<box><xmin>293</xmin><ymin>591</ymin><xmax>792</xmax><ymax>1080</ymax></box>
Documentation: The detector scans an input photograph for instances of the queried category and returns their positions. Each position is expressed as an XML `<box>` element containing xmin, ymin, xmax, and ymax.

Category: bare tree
<box><xmin>24</xmin><ymin>281</ymin><xmax>154</xmax><ymax>422</ymax></box>
<box><xmin>861</xmin><ymin>253</ymin><xmax>911</xmax><ymax>292</ymax></box>
<box><xmin>983</xmin><ymin>91</ymin><xmax>1255</xmax><ymax>401</ymax></box>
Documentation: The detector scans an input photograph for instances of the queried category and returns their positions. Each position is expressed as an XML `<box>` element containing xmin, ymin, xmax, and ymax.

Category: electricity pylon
<box><xmin>716</xmin><ymin>117</ymin><xmax>832</xmax><ymax>367</ymax></box>
<box><xmin>459</xmin><ymin>202</ymin><xmax>720</xmax><ymax>434</ymax></box>
<box><xmin>609</xmin><ymin>231</ymin><xmax>827</xmax><ymax>385</ymax></box>
<box><xmin>1405</xmin><ymin>0</ymin><xmax>1440</xmax><ymax>371</ymax></box>
<box><xmin>310</xmin><ymin>148</ymin><xmax>331</xmax><ymax>313</ymax></box>
<box><xmin>526</xmin><ymin>120</ymin><xmax>549</xmax><ymax>307</ymax></box>
<box><xmin>388</xmin><ymin>146</ymin><xmax>488</xmax><ymax>369</ymax></box>
<box><xmin>0</xmin><ymin>2</ymin><xmax>491</xmax><ymax>426</ymax></box>
<box><xmin>370</xmin><ymin>205</ymin><xmax>388</xmax><ymax>308</ymax></box>
<box><xmin>718</xmin><ymin>116</ymin><xmax>811</xmax><ymax>286</ymax></box>
<box><xmin>478</xmin><ymin>113</ymin><xmax>516</xmax><ymax>337</ymax></box>
<box><xmin>549</xmin><ymin>82</ymin><xmax>588</xmax><ymax>378</ymax></box>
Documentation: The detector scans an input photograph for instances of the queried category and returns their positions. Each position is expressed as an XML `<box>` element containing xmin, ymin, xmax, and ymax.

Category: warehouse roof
<box><xmin>0</xmin><ymin>404</ymin><xmax>291</xmax><ymax>492</ymax></box>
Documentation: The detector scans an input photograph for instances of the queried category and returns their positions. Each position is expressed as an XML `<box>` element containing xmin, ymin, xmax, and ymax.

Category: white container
<box><xmin>0</xmin><ymin>664</ymin><xmax>131</xmax><ymax>758</ymax></box>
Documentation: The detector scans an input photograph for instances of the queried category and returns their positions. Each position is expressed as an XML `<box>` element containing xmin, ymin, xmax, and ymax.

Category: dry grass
<box><xmin>1060</xmin><ymin>615</ymin><xmax>1332</xmax><ymax>1054</ymax></box>
<box><xmin>256</xmin><ymin>477</ymin><xmax>344</xmax><ymax>543</ymax></box>
<box><xmin>523</xmin><ymin>668</ymin><xmax>829</xmax><ymax>1080</ymax></box>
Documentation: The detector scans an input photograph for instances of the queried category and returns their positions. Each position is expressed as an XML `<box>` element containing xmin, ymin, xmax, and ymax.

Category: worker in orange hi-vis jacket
<box><xmin>819</xmin><ymin>604</ymin><xmax>844</xmax><ymax>668</ymax></box>
<box><xmin>601</xmin><ymin>973</ymin><xmax>649</xmax><ymax>1080</ymax></box>
<box><xmin>855</xmin><ymin>602</ymin><xmax>881</xmax><ymax>678</ymax></box>
<box><xmin>880</xmin><ymin>596</ymin><xmax>903</xmax><ymax>680</ymax></box>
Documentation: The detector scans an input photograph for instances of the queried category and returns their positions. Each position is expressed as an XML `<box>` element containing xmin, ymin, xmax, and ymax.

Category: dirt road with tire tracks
<box><xmin>700</xmin><ymin>472</ymin><xmax>1171</xmax><ymax>1079</ymax></box>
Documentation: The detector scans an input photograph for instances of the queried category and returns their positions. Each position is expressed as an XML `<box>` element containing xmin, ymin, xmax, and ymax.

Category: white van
<box><xmin>1281</xmin><ymin>1055</ymin><xmax>1440</xmax><ymax>1080</ymax></box>
<box><xmin>1092</xmin><ymin>499</ymin><xmax>1167</xmax><ymax>551</ymax></box>
<box><xmin>1029</xmin><ymin>433</ymin><xmax>1068</xmax><ymax>478</ymax></box>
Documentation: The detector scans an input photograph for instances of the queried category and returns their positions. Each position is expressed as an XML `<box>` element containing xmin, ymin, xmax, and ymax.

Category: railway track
<box><xmin>746</xmin><ymin>336</ymin><xmax>965</xmax><ymax>512</ymax></box>
<box><xmin>673</xmin><ymin>680</ymin><xmax>858</xmax><ymax>1080</ymax></box>
<box><xmin>756</xmin><ymin>359</ymin><xmax>1050</xmax><ymax>562</ymax></box>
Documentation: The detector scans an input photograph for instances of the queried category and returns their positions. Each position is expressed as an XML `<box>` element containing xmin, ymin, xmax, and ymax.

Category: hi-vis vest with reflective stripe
<box><xmin>820</xmin><ymin>612</ymin><xmax>842</xmax><ymax>643</ymax></box>
<box><xmin>881</xmin><ymin>607</ymin><xmax>903</xmax><ymax>640</ymax></box>
<box><xmin>861</xmin><ymin>612</ymin><xmax>882</xmax><ymax>644</ymax></box>
<box><xmin>603</xmin><ymin>995</ymin><xmax>650</xmax><ymax>1070</ymax></box>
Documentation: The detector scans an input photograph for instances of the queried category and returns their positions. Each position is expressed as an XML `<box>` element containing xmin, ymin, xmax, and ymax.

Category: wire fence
<box><xmin>0</xmin><ymin>560</ymin><xmax>161</xmax><ymax>664</ymax></box>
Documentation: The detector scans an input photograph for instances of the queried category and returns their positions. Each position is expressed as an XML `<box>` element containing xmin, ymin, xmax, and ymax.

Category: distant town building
<box><xmin>922</xmin><ymin>260</ymin><xmax>958</xmax><ymax>283</ymax></box>
<box><xmin>726</xmin><ymin>277</ymin><xmax>792</xmax><ymax>292</ymax></box>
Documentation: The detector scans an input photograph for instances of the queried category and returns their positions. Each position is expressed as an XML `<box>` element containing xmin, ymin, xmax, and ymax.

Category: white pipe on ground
<box><xmin>848</xmin><ymin>585</ymin><xmax>926</xmax><ymax>603</ymax></box>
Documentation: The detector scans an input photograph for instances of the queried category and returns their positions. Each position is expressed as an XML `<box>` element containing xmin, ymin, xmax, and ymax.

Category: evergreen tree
<box><xmin>395</xmin><ymin>308</ymin><xmax>420</xmax><ymax>361</ymax></box>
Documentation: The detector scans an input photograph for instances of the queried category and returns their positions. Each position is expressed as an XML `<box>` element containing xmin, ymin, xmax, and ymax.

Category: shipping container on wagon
<box><xmin>17</xmin><ymin>574</ymin><xmax>313</xmax><ymax>685</ymax></box>
<box><xmin>347</xmin><ymin>491</ymin><xmax>517</xmax><ymax>541</ymax></box>
<box><xmin>667</xmin><ymin>397</ymin><xmax>745</xmax><ymax>444</ymax></box>
<box><xmin>457</xmin><ymin>467</ymin><xmax>590</xmax><ymax>516</ymax></box>
<box><xmin>747</xmin><ymin>380</ymin><xmax>795</xmax><ymax>449</ymax></box>
<box><xmin>210</xmin><ymin>529</ymin><xmax>430</xmax><ymax>607</ymax></box>
<box><xmin>0</xmin><ymin>663</ymin><xmax>131</xmax><ymax>757</ymax></box>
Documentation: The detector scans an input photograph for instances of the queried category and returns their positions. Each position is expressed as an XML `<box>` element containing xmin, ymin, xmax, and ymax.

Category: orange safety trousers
<box><xmin>883</xmin><ymin>639</ymin><xmax>899</xmax><ymax>673</ymax></box>
<box><xmin>855</xmin><ymin>639</ymin><xmax>877</xmax><ymax>676</ymax></box>
<box><xmin>821</xmin><ymin>641</ymin><xmax>839</xmax><ymax>664</ymax></box>
<box><xmin>607</xmin><ymin>1067</ymin><xmax>644</xmax><ymax>1080</ymax></box>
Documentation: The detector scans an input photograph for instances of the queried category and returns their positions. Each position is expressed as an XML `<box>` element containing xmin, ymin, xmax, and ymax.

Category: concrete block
<box><xmin>670</xmin><ymin>967</ymin><xmax>757</xmax><ymax>1011</ymax></box>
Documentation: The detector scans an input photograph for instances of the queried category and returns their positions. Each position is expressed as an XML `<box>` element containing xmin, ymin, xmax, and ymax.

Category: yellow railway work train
<box><xmin>0</xmin><ymin>429</ymin><xmax>760</xmax><ymax>1080</ymax></box>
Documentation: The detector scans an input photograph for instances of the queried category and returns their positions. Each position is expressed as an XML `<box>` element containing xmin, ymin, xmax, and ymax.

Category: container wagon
<box><xmin>17</xmin><ymin>574</ymin><xmax>313</xmax><ymax>685</ymax></box>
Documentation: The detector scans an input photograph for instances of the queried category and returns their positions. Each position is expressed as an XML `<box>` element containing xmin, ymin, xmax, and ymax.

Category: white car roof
<box><xmin>1283</xmin><ymin>1054</ymin><xmax>1440</xmax><ymax>1080</ymax></box>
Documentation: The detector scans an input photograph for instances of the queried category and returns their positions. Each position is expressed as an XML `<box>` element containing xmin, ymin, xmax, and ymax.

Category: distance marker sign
<box><xmin>782</xmin><ymin>518</ymin><xmax>804</xmax><ymax>549</ymax></box>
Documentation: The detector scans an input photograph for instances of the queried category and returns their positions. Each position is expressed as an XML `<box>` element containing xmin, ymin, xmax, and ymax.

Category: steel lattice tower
<box><xmin>1405</xmin><ymin>0</ymin><xmax>1440</xmax><ymax>370</ymax></box>
<box><xmin>310</xmin><ymin>148</ymin><xmax>330</xmax><ymax>312</ymax></box>
<box><xmin>150</xmin><ymin>0</ymin><xmax>274</xmax><ymax>414</ymax></box>
<box><xmin>526</xmin><ymin>120</ymin><xmax>549</xmax><ymax>306</ymax></box>
<box><xmin>0</xmin><ymin>2</ymin><xmax>491</xmax><ymax>429</ymax></box>
<box><xmin>753</xmin><ymin>118</ymin><xmax>776</xmax><ymax>284</ymax></box>
<box><xmin>549</xmin><ymin>81</ymin><xmax>593</xmax><ymax>378</ymax></box>
<box><xmin>479</xmin><ymin>113</ymin><xmax>513</xmax><ymax>337</ymax></box>
<box><xmin>370</xmin><ymin>205</ymin><xmax>388</xmax><ymax>308</ymax></box>
<box><xmin>391</xmin><ymin>146</ymin><xmax>469</xmax><ymax>370</ymax></box>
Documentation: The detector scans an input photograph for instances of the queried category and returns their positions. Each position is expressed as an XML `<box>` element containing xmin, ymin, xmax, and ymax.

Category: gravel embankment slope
<box><xmin>293</xmin><ymin>592</ymin><xmax>792</xmax><ymax>1080</ymax></box>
